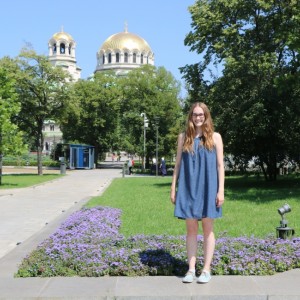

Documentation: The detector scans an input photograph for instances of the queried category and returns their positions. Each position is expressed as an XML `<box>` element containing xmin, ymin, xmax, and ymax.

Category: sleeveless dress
<box><xmin>174</xmin><ymin>136</ymin><xmax>222</xmax><ymax>220</ymax></box>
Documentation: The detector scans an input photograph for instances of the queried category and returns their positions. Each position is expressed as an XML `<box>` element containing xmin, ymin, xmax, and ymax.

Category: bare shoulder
<box><xmin>176</xmin><ymin>132</ymin><xmax>185</xmax><ymax>149</ymax></box>
<box><xmin>178</xmin><ymin>132</ymin><xmax>185</xmax><ymax>142</ymax></box>
<box><xmin>213</xmin><ymin>132</ymin><xmax>223</xmax><ymax>145</ymax></box>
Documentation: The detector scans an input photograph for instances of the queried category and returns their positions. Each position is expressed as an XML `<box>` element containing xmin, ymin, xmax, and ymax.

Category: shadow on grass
<box><xmin>226</xmin><ymin>175</ymin><xmax>300</xmax><ymax>204</ymax></box>
<box><xmin>139</xmin><ymin>249</ymin><xmax>186</xmax><ymax>276</ymax></box>
<box><xmin>0</xmin><ymin>174</ymin><xmax>61</xmax><ymax>188</ymax></box>
<box><xmin>153</xmin><ymin>182</ymin><xmax>171</xmax><ymax>188</ymax></box>
<box><xmin>153</xmin><ymin>175</ymin><xmax>300</xmax><ymax>203</ymax></box>
<box><xmin>2</xmin><ymin>174</ymin><xmax>58</xmax><ymax>177</ymax></box>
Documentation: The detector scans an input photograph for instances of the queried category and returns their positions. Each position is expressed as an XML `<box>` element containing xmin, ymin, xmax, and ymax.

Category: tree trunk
<box><xmin>36</xmin><ymin>132</ymin><xmax>44</xmax><ymax>175</ymax></box>
<box><xmin>259</xmin><ymin>154</ymin><xmax>277</xmax><ymax>181</ymax></box>
<box><xmin>94</xmin><ymin>146</ymin><xmax>99</xmax><ymax>167</ymax></box>
<box><xmin>37</xmin><ymin>145</ymin><xmax>43</xmax><ymax>175</ymax></box>
<box><xmin>259</xmin><ymin>161</ymin><xmax>268</xmax><ymax>181</ymax></box>
<box><xmin>267</xmin><ymin>160</ymin><xmax>277</xmax><ymax>181</ymax></box>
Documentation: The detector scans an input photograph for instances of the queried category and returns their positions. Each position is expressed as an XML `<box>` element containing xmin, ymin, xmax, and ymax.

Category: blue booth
<box><xmin>68</xmin><ymin>144</ymin><xmax>95</xmax><ymax>169</ymax></box>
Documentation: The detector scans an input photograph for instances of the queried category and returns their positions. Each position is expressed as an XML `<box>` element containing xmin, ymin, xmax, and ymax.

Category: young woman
<box><xmin>170</xmin><ymin>102</ymin><xmax>224</xmax><ymax>283</ymax></box>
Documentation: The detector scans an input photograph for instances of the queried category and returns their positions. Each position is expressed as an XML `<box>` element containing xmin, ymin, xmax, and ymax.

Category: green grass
<box><xmin>85</xmin><ymin>175</ymin><xmax>300</xmax><ymax>238</ymax></box>
<box><xmin>0</xmin><ymin>174</ymin><xmax>63</xmax><ymax>189</ymax></box>
<box><xmin>86</xmin><ymin>177</ymin><xmax>186</xmax><ymax>236</ymax></box>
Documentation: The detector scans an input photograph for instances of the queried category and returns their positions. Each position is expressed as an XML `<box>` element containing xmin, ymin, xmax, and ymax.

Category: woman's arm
<box><xmin>170</xmin><ymin>133</ymin><xmax>184</xmax><ymax>204</ymax></box>
<box><xmin>214</xmin><ymin>132</ymin><xmax>225</xmax><ymax>208</ymax></box>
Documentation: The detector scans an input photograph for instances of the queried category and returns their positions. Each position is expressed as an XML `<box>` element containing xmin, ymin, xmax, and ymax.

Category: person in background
<box><xmin>160</xmin><ymin>157</ymin><xmax>167</xmax><ymax>176</ymax></box>
<box><xmin>128</xmin><ymin>157</ymin><xmax>134</xmax><ymax>175</ymax></box>
<box><xmin>170</xmin><ymin>102</ymin><xmax>224</xmax><ymax>284</ymax></box>
<box><xmin>152</xmin><ymin>157</ymin><xmax>157</xmax><ymax>174</ymax></box>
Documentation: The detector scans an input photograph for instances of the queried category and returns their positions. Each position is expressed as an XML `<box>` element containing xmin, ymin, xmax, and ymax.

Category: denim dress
<box><xmin>174</xmin><ymin>137</ymin><xmax>222</xmax><ymax>220</ymax></box>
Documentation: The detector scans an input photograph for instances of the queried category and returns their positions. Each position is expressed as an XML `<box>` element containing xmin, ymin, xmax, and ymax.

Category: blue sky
<box><xmin>0</xmin><ymin>0</ymin><xmax>208</xmax><ymax>97</ymax></box>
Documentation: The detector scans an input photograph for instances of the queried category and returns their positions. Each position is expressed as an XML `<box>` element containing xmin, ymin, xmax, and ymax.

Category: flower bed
<box><xmin>16</xmin><ymin>206</ymin><xmax>300</xmax><ymax>277</ymax></box>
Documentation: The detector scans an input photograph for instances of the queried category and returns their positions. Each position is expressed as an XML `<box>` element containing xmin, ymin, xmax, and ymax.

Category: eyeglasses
<box><xmin>192</xmin><ymin>113</ymin><xmax>205</xmax><ymax>118</ymax></box>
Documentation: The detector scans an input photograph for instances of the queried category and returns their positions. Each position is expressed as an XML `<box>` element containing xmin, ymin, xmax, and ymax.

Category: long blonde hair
<box><xmin>183</xmin><ymin>102</ymin><xmax>215</xmax><ymax>152</ymax></box>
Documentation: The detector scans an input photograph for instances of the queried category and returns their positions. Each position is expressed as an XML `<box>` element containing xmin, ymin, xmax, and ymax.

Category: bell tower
<box><xmin>48</xmin><ymin>27</ymin><xmax>81</xmax><ymax>81</ymax></box>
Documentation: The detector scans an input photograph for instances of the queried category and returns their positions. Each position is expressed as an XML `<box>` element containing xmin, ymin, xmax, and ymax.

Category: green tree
<box><xmin>62</xmin><ymin>66</ymin><xmax>182</xmax><ymax>167</ymax></box>
<box><xmin>0</xmin><ymin>63</ymin><xmax>26</xmax><ymax>185</ymax></box>
<box><xmin>119</xmin><ymin>65</ymin><xmax>182</xmax><ymax>167</ymax></box>
<box><xmin>179</xmin><ymin>62</ymin><xmax>210</xmax><ymax>112</ymax></box>
<box><xmin>61</xmin><ymin>71</ymin><xmax>122</xmax><ymax>162</ymax></box>
<box><xmin>183</xmin><ymin>0</ymin><xmax>300</xmax><ymax>180</ymax></box>
<box><xmin>11</xmin><ymin>48</ymin><xmax>72</xmax><ymax>175</ymax></box>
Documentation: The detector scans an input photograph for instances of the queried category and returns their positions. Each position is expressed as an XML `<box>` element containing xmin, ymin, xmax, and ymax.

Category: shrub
<box><xmin>15</xmin><ymin>206</ymin><xmax>300</xmax><ymax>278</ymax></box>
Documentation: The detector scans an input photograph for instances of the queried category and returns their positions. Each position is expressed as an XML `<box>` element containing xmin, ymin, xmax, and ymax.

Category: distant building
<box><xmin>95</xmin><ymin>23</ymin><xmax>154</xmax><ymax>76</ymax></box>
<box><xmin>42</xmin><ymin>120</ymin><xmax>62</xmax><ymax>155</ymax></box>
<box><xmin>43</xmin><ymin>24</ymin><xmax>154</xmax><ymax>153</ymax></box>
<box><xmin>48</xmin><ymin>28</ymin><xmax>82</xmax><ymax>81</ymax></box>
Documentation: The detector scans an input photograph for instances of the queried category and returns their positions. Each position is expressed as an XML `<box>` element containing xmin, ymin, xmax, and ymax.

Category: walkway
<box><xmin>0</xmin><ymin>166</ymin><xmax>299</xmax><ymax>299</ymax></box>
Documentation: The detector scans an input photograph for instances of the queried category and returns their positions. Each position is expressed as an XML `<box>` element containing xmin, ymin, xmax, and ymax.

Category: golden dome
<box><xmin>51</xmin><ymin>31</ymin><xmax>74</xmax><ymax>42</ymax></box>
<box><xmin>100</xmin><ymin>31</ymin><xmax>152</xmax><ymax>53</ymax></box>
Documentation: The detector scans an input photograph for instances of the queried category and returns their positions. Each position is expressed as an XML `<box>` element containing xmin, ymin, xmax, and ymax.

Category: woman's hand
<box><xmin>170</xmin><ymin>188</ymin><xmax>176</xmax><ymax>204</ymax></box>
<box><xmin>216</xmin><ymin>192</ymin><xmax>224</xmax><ymax>208</ymax></box>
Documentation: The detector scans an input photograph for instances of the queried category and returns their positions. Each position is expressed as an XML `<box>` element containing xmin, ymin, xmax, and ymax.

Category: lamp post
<box><xmin>141</xmin><ymin>113</ymin><xmax>148</xmax><ymax>171</ymax></box>
<box><xmin>154</xmin><ymin>116</ymin><xmax>159</xmax><ymax>177</ymax></box>
<box><xmin>276</xmin><ymin>203</ymin><xmax>295</xmax><ymax>239</ymax></box>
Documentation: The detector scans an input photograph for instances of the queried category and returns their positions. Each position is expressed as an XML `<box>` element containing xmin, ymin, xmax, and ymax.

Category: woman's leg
<box><xmin>185</xmin><ymin>219</ymin><xmax>199</xmax><ymax>270</ymax></box>
<box><xmin>201</xmin><ymin>218</ymin><xmax>215</xmax><ymax>272</ymax></box>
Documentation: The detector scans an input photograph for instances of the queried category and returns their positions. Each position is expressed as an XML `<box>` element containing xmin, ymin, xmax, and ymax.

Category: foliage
<box><xmin>61</xmin><ymin>71</ymin><xmax>122</xmax><ymax>161</ymax></box>
<box><xmin>15</xmin><ymin>206</ymin><xmax>300</xmax><ymax>277</ymax></box>
<box><xmin>118</xmin><ymin>65</ymin><xmax>183</xmax><ymax>167</ymax></box>
<box><xmin>62</xmin><ymin>66</ymin><xmax>183</xmax><ymax>165</ymax></box>
<box><xmin>0</xmin><ymin>61</ymin><xmax>27</xmax><ymax>185</ymax></box>
<box><xmin>8</xmin><ymin>48</ymin><xmax>72</xmax><ymax>175</ymax></box>
<box><xmin>2</xmin><ymin>153</ymin><xmax>59</xmax><ymax>167</ymax></box>
<box><xmin>182</xmin><ymin>0</ymin><xmax>300</xmax><ymax>180</ymax></box>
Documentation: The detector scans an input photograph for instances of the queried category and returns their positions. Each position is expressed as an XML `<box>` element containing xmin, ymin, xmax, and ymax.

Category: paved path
<box><xmin>0</xmin><ymin>166</ymin><xmax>299</xmax><ymax>299</ymax></box>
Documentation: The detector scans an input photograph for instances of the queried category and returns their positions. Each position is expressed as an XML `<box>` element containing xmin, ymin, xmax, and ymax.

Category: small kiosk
<box><xmin>56</xmin><ymin>143</ymin><xmax>95</xmax><ymax>169</ymax></box>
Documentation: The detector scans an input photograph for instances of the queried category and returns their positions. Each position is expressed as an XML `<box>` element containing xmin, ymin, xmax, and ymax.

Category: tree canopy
<box><xmin>62</xmin><ymin>65</ymin><xmax>183</xmax><ymax>166</ymax></box>
<box><xmin>182</xmin><ymin>0</ymin><xmax>300</xmax><ymax>180</ymax></box>
<box><xmin>0</xmin><ymin>62</ymin><xmax>26</xmax><ymax>184</ymax></box>
<box><xmin>61</xmin><ymin>71</ymin><xmax>122</xmax><ymax>162</ymax></box>
<box><xmin>118</xmin><ymin>65</ymin><xmax>182</xmax><ymax>166</ymax></box>
<box><xmin>10</xmin><ymin>48</ymin><xmax>72</xmax><ymax>175</ymax></box>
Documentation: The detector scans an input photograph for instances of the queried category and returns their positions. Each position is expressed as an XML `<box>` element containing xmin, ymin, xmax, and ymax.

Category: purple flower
<box><xmin>15</xmin><ymin>206</ymin><xmax>300</xmax><ymax>277</ymax></box>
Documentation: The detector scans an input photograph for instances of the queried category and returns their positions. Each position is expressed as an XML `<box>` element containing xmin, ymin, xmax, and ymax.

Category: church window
<box><xmin>68</xmin><ymin>45</ymin><xmax>72</xmax><ymax>55</ymax></box>
<box><xmin>133</xmin><ymin>53</ymin><xmax>136</xmax><ymax>63</ymax></box>
<box><xmin>53</xmin><ymin>44</ymin><xmax>57</xmax><ymax>54</ymax></box>
<box><xmin>116</xmin><ymin>53</ymin><xmax>120</xmax><ymax>63</ymax></box>
<box><xmin>108</xmin><ymin>53</ymin><xmax>112</xmax><ymax>63</ymax></box>
<box><xmin>102</xmin><ymin>54</ymin><xmax>105</xmax><ymax>64</ymax></box>
<box><xmin>124</xmin><ymin>52</ymin><xmax>128</xmax><ymax>63</ymax></box>
<box><xmin>60</xmin><ymin>43</ymin><xmax>65</xmax><ymax>54</ymax></box>
<box><xmin>50</xmin><ymin>125</ymin><xmax>55</xmax><ymax>131</ymax></box>
<box><xmin>141</xmin><ymin>54</ymin><xmax>144</xmax><ymax>64</ymax></box>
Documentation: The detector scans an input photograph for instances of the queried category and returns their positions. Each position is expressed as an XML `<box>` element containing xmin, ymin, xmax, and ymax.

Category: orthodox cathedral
<box><xmin>43</xmin><ymin>25</ymin><xmax>155</xmax><ymax>153</ymax></box>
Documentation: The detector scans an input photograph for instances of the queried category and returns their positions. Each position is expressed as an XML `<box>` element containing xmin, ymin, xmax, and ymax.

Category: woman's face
<box><xmin>192</xmin><ymin>106</ymin><xmax>205</xmax><ymax>128</ymax></box>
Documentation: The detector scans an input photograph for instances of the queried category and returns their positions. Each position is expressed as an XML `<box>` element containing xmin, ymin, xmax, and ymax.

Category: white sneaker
<box><xmin>197</xmin><ymin>270</ymin><xmax>211</xmax><ymax>283</ymax></box>
<box><xmin>182</xmin><ymin>271</ymin><xmax>196</xmax><ymax>283</ymax></box>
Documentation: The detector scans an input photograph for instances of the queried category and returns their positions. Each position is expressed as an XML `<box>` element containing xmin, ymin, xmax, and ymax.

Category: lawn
<box><xmin>0</xmin><ymin>174</ymin><xmax>63</xmax><ymax>189</ymax></box>
<box><xmin>85</xmin><ymin>175</ymin><xmax>300</xmax><ymax>238</ymax></box>
<box><xmin>15</xmin><ymin>174</ymin><xmax>300</xmax><ymax>277</ymax></box>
